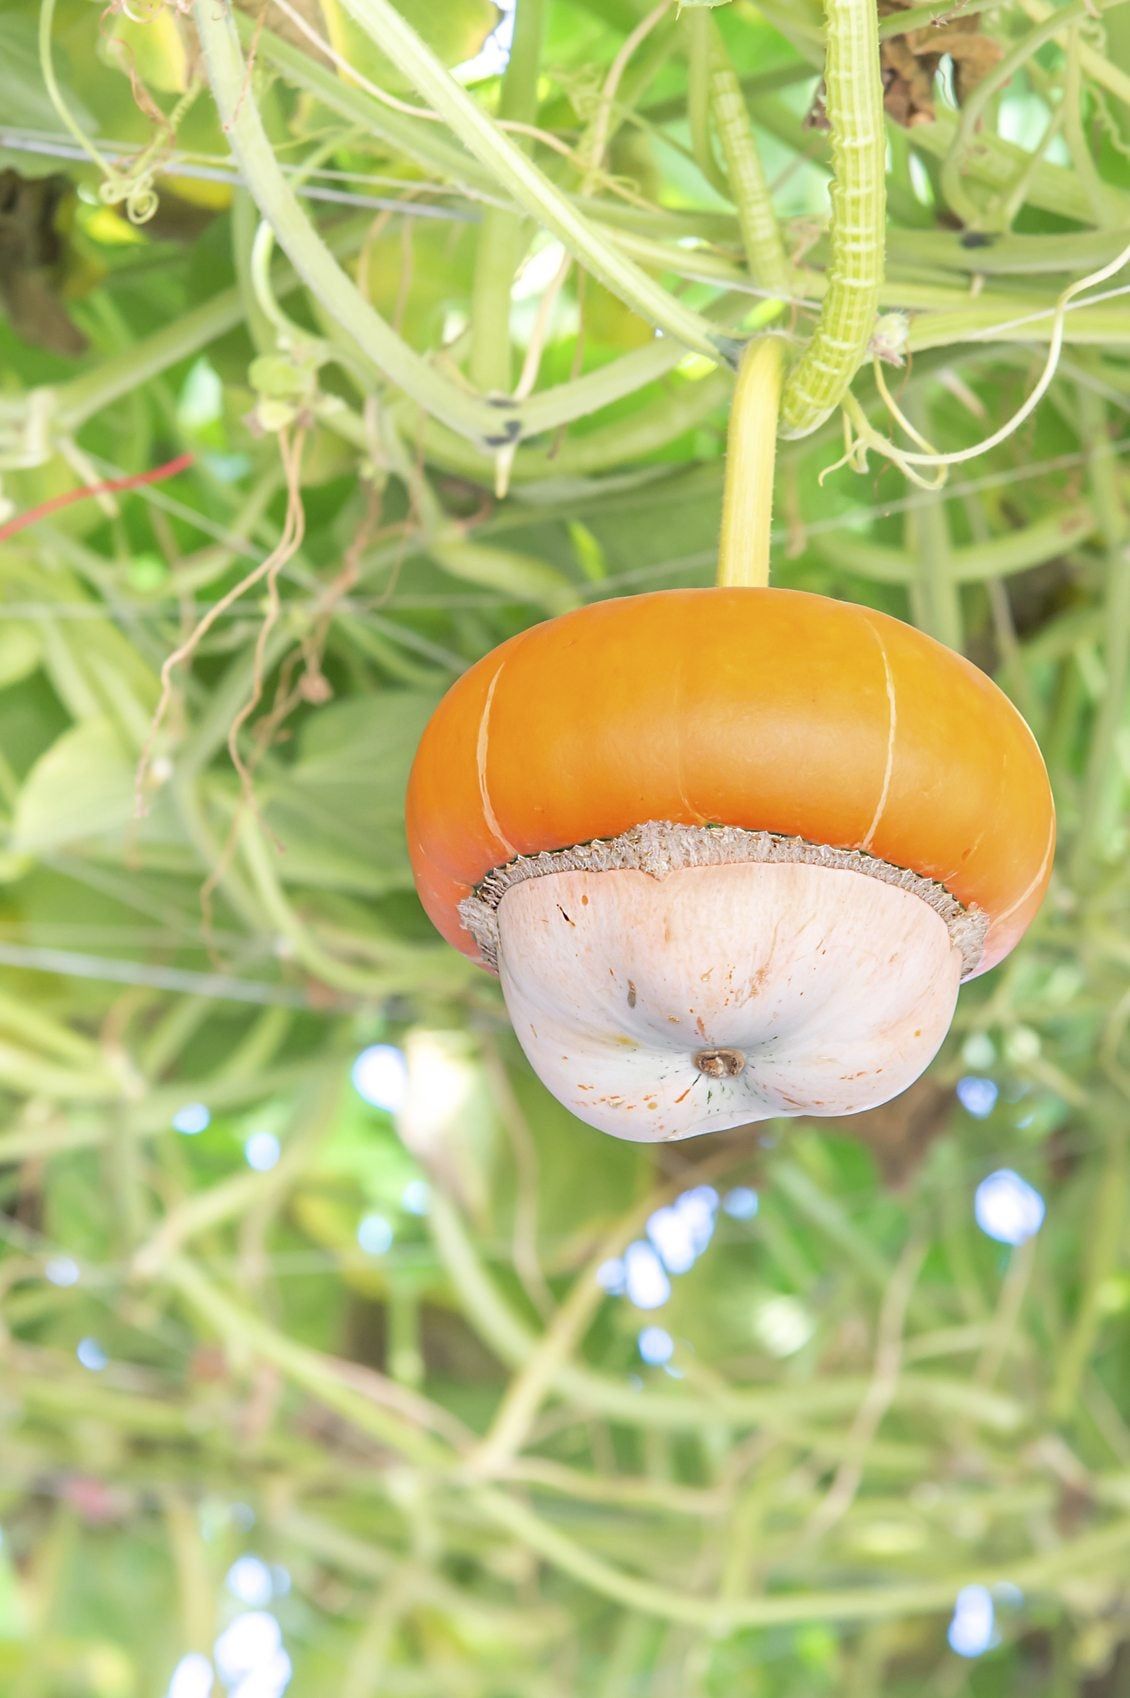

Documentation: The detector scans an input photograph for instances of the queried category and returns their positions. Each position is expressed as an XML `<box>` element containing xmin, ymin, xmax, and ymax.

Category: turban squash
<box><xmin>406</xmin><ymin>587</ymin><xmax>1054</xmax><ymax>1140</ymax></box>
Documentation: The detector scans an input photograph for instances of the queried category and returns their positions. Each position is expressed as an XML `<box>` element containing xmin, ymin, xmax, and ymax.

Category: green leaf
<box><xmin>430</xmin><ymin>539</ymin><xmax>579</xmax><ymax>614</ymax></box>
<box><xmin>260</xmin><ymin>692</ymin><xmax>439</xmax><ymax>889</ymax></box>
<box><xmin>0</xmin><ymin>628</ymin><xmax>41</xmax><ymax>691</ymax></box>
<box><xmin>11</xmin><ymin>717</ymin><xmax>135</xmax><ymax>853</ymax></box>
<box><xmin>319</xmin><ymin>0</ymin><xmax>498</xmax><ymax>93</ymax></box>
<box><xmin>0</xmin><ymin>11</ymin><xmax>96</xmax><ymax>140</ymax></box>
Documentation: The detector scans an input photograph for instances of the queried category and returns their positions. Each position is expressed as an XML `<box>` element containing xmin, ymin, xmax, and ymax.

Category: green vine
<box><xmin>779</xmin><ymin>0</ymin><xmax>886</xmax><ymax>438</ymax></box>
<box><xmin>330</xmin><ymin>0</ymin><xmax>740</xmax><ymax>364</ymax></box>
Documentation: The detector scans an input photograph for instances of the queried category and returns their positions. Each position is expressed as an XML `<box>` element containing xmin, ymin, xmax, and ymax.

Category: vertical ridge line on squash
<box><xmin>779</xmin><ymin>0</ymin><xmax>886</xmax><ymax>438</ymax></box>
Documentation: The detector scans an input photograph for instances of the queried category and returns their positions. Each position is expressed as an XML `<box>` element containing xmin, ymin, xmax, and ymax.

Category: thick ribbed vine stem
<box><xmin>779</xmin><ymin>0</ymin><xmax>886</xmax><ymax>438</ymax></box>
<box><xmin>717</xmin><ymin>336</ymin><xmax>785</xmax><ymax>588</ymax></box>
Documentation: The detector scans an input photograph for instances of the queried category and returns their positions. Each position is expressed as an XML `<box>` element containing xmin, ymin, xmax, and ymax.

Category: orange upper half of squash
<box><xmin>405</xmin><ymin>588</ymin><xmax>1055</xmax><ymax>976</ymax></box>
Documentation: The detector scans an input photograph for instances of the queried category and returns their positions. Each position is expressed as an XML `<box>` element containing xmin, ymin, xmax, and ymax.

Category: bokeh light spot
<box><xmin>351</xmin><ymin>1045</ymin><xmax>408</xmax><ymax>1113</ymax></box>
<box><xmin>723</xmin><ymin>1187</ymin><xmax>759</xmax><ymax>1220</ymax></box>
<box><xmin>226</xmin><ymin>1555</ymin><xmax>274</xmax><ymax>1609</ymax></box>
<box><xmin>173</xmin><ymin>1103</ymin><xmax>210</xmax><ymax>1136</ymax></box>
<box><xmin>245</xmin><ymin>1132</ymin><xmax>281</xmax><ymax>1173</ymax></box>
<box><xmin>948</xmin><ymin>1584</ymin><xmax>995</xmax><ymax>1657</ymax></box>
<box><xmin>957</xmin><ymin>1076</ymin><xmax>999</xmax><ymax>1118</ymax></box>
<box><xmin>45</xmin><ymin>1255</ymin><xmax>80</xmax><ymax>1287</ymax></box>
<box><xmin>638</xmin><ymin>1325</ymin><xmax>675</xmax><ymax>1366</ymax></box>
<box><xmin>357</xmin><ymin>1213</ymin><xmax>394</xmax><ymax>1255</ymax></box>
<box><xmin>974</xmin><ymin>1170</ymin><xmax>1045</xmax><ymax>1246</ymax></box>
<box><xmin>166</xmin><ymin>1653</ymin><xmax>215</xmax><ymax>1698</ymax></box>
<box><xmin>623</xmin><ymin>1241</ymin><xmax>671</xmax><ymax>1310</ymax></box>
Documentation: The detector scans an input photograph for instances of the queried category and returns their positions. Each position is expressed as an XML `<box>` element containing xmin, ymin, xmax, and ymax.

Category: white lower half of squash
<box><xmin>496</xmin><ymin>860</ymin><xmax>963</xmax><ymax>1140</ymax></box>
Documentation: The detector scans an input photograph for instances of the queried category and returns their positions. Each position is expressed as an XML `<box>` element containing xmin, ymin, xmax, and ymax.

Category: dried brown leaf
<box><xmin>878</xmin><ymin>0</ymin><xmax>1004</xmax><ymax>128</ymax></box>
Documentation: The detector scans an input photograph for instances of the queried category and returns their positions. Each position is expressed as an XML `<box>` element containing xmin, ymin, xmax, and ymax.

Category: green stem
<box><xmin>0</xmin><ymin>989</ymin><xmax>105</xmax><ymax>1068</ymax></box>
<box><xmin>0</xmin><ymin>1058</ymin><xmax>345</xmax><ymax>1165</ymax></box>
<box><xmin>907</xmin><ymin>433</ymin><xmax>964</xmax><ymax>650</ymax></box>
<box><xmin>1072</xmin><ymin>385</ymin><xmax>1130</xmax><ymax>881</ymax></box>
<box><xmin>878</xmin><ymin>0</ymin><xmax>1003</xmax><ymax>35</ymax></box>
<box><xmin>406</xmin><ymin>366</ymin><xmax>734</xmax><ymax>484</ymax></box>
<box><xmin>1062</xmin><ymin>27</ymin><xmax>1112</xmax><ymax>225</ymax></box>
<box><xmin>1050</xmin><ymin>1132</ymin><xmax>1126</xmax><ymax>1422</ymax></box>
<box><xmin>685</xmin><ymin>10</ymin><xmax>729</xmax><ymax>197</ymax></box>
<box><xmin>475</xmin><ymin>1487</ymin><xmax>1130</xmax><ymax>1628</ymax></box>
<box><xmin>331</xmin><ymin>0</ymin><xmax>736</xmax><ymax>364</ymax></box>
<box><xmin>908</xmin><ymin>298</ymin><xmax>1130</xmax><ymax>353</ymax></box>
<box><xmin>818</xmin><ymin>501</ymin><xmax>1097</xmax><ymax>586</ymax></box>
<box><xmin>0</xmin><ymin>1039</ymin><xmax>121</xmax><ymax>1103</ymax></box>
<box><xmin>51</xmin><ymin>218</ymin><xmax>369</xmax><ymax>438</ymax></box>
<box><xmin>192</xmin><ymin>0</ymin><xmax>517</xmax><ymax>445</ymax></box>
<box><xmin>717</xmin><ymin>337</ymin><xmax>785</xmax><ymax>589</ymax></box>
<box><xmin>468</xmin><ymin>0</ymin><xmax>545</xmax><ymax>394</ymax></box>
<box><xmin>54</xmin><ymin>289</ymin><xmax>245</xmax><ymax>434</ymax></box>
<box><xmin>940</xmin><ymin>0</ymin><xmax>1109</xmax><ymax>231</ymax></box>
<box><xmin>707</xmin><ymin>22</ymin><xmax>792</xmax><ymax>300</ymax></box>
<box><xmin>257</xmin><ymin>4</ymin><xmax>1130</xmax><ymax>235</ymax></box>
<box><xmin>38</xmin><ymin>0</ymin><xmax>116</xmax><ymax>182</ymax></box>
<box><xmin>429</xmin><ymin>1191</ymin><xmax>1023</xmax><ymax>1435</ymax></box>
<box><xmin>236</xmin><ymin>811</ymin><xmax>465</xmax><ymax>995</ymax></box>
<box><xmin>160</xmin><ymin>1252</ymin><xmax>448</xmax><ymax>1468</ymax></box>
<box><xmin>1018</xmin><ymin>0</ymin><xmax>1130</xmax><ymax>110</ymax></box>
<box><xmin>779</xmin><ymin>0</ymin><xmax>886</xmax><ymax>437</ymax></box>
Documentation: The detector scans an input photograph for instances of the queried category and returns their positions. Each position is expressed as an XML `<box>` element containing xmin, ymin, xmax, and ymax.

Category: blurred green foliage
<box><xmin>0</xmin><ymin>0</ymin><xmax>1128</xmax><ymax>1694</ymax></box>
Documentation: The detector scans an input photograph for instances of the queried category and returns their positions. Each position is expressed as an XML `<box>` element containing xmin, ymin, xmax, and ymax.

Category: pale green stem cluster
<box><xmin>330</xmin><ymin>0</ymin><xmax>737</xmax><ymax>365</ymax></box>
<box><xmin>706</xmin><ymin>23</ymin><xmax>792</xmax><ymax>300</ymax></box>
<box><xmin>941</xmin><ymin>0</ymin><xmax>1123</xmax><ymax>231</ymax></box>
<box><xmin>192</xmin><ymin>0</ymin><xmax>518</xmax><ymax>445</ymax></box>
<box><xmin>468</xmin><ymin>0</ymin><xmax>546</xmax><ymax>394</ymax></box>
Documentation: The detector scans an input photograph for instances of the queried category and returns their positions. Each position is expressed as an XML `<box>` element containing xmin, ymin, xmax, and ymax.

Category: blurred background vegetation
<box><xmin>0</xmin><ymin>0</ymin><xmax>1129</xmax><ymax>1693</ymax></box>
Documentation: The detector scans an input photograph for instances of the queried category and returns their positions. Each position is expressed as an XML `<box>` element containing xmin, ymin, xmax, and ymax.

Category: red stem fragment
<box><xmin>0</xmin><ymin>452</ymin><xmax>195</xmax><ymax>544</ymax></box>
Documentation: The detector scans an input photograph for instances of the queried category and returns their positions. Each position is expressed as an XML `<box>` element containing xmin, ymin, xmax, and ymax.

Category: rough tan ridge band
<box><xmin>459</xmin><ymin>820</ymin><xmax>988</xmax><ymax>980</ymax></box>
